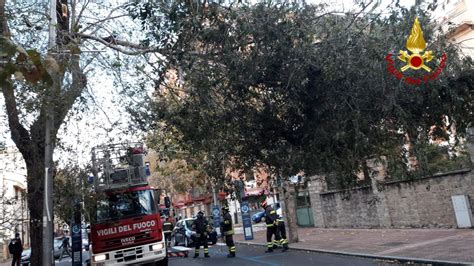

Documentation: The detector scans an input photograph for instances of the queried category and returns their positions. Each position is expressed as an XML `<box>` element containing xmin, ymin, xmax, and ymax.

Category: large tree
<box><xmin>0</xmin><ymin>0</ymin><xmax>172</xmax><ymax>263</ymax></box>
<box><xmin>130</xmin><ymin>0</ymin><xmax>473</xmax><ymax>241</ymax></box>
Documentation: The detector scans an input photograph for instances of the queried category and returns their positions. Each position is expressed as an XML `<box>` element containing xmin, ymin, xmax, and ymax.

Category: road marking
<box><xmin>250</xmin><ymin>253</ymin><xmax>286</xmax><ymax>260</ymax></box>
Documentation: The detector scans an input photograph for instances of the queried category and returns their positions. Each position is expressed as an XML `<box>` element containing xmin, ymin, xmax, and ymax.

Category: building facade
<box><xmin>0</xmin><ymin>146</ymin><xmax>29</xmax><ymax>260</ymax></box>
<box><xmin>435</xmin><ymin>0</ymin><xmax>474</xmax><ymax>59</ymax></box>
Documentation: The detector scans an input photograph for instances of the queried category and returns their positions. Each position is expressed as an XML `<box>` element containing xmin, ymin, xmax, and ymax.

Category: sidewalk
<box><xmin>234</xmin><ymin>227</ymin><xmax>474</xmax><ymax>264</ymax></box>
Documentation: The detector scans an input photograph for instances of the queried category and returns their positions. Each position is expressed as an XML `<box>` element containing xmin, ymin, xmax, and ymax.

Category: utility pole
<box><xmin>43</xmin><ymin>0</ymin><xmax>56</xmax><ymax>264</ymax></box>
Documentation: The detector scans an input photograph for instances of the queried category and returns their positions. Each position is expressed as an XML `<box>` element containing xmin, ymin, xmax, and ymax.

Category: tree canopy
<box><xmin>132</xmin><ymin>1</ymin><xmax>473</xmax><ymax>183</ymax></box>
<box><xmin>0</xmin><ymin>0</ymin><xmax>172</xmax><ymax>263</ymax></box>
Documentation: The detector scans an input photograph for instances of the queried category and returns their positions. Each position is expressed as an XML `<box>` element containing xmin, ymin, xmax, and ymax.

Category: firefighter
<box><xmin>220</xmin><ymin>205</ymin><xmax>236</xmax><ymax>258</ymax></box>
<box><xmin>191</xmin><ymin>210</ymin><xmax>210</xmax><ymax>258</ymax></box>
<box><xmin>276</xmin><ymin>214</ymin><xmax>289</xmax><ymax>251</ymax></box>
<box><xmin>261</xmin><ymin>201</ymin><xmax>281</xmax><ymax>253</ymax></box>
<box><xmin>162</xmin><ymin>215</ymin><xmax>173</xmax><ymax>247</ymax></box>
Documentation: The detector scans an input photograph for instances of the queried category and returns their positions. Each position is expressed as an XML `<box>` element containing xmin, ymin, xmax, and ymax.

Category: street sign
<box><xmin>212</xmin><ymin>205</ymin><xmax>221</xmax><ymax>236</ymax></box>
<box><xmin>71</xmin><ymin>222</ymin><xmax>82</xmax><ymax>266</ymax></box>
<box><xmin>240</xmin><ymin>201</ymin><xmax>254</xmax><ymax>240</ymax></box>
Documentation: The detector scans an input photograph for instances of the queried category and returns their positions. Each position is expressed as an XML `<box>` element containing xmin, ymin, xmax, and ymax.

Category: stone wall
<box><xmin>308</xmin><ymin>128</ymin><xmax>474</xmax><ymax>229</ymax></box>
<box><xmin>309</xmin><ymin>169</ymin><xmax>474</xmax><ymax>228</ymax></box>
<box><xmin>318</xmin><ymin>186</ymin><xmax>379</xmax><ymax>228</ymax></box>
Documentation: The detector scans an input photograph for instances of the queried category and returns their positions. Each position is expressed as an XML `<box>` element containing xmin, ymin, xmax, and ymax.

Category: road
<box><xmin>50</xmin><ymin>243</ymin><xmax>380</xmax><ymax>266</ymax></box>
<box><xmin>169</xmin><ymin>243</ymin><xmax>380</xmax><ymax>266</ymax></box>
<box><xmin>54</xmin><ymin>250</ymin><xmax>90</xmax><ymax>266</ymax></box>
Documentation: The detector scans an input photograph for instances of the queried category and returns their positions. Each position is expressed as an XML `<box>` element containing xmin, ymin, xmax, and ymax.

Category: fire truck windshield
<box><xmin>96</xmin><ymin>189</ymin><xmax>156</xmax><ymax>223</ymax></box>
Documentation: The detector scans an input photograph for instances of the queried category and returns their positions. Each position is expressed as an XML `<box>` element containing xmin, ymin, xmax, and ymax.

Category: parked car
<box><xmin>82</xmin><ymin>229</ymin><xmax>90</xmax><ymax>250</ymax></box>
<box><xmin>19</xmin><ymin>238</ymin><xmax>67</xmax><ymax>265</ymax></box>
<box><xmin>251</xmin><ymin>203</ymin><xmax>282</xmax><ymax>223</ymax></box>
<box><xmin>172</xmin><ymin>218</ymin><xmax>217</xmax><ymax>247</ymax></box>
<box><xmin>251</xmin><ymin>210</ymin><xmax>266</xmax><ymax>223</ymax></box>
<box><xmin>20</xmin><ymin>248</ymin><xmax>31</xmax><ymax>266</ymax></box>
<box><xmin>205</xmin><ymin>216</ymin><xmax>218</xmax><ymax>244</ymax></box>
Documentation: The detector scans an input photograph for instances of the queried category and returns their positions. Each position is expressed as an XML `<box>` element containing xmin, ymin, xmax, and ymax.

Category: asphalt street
<box><xmin>50</xmin><ymin>243</ymin><xmax>384</xmax><ymax>266</ymax></box>
<box><xmin>169</xmin><ymin>243</ymin><xmax>380</xmax><ymax>266</ymax></box>
<box><xmin>54</xmin><ymin>250</ymin><xmax>89</xmax><ymax>266</ymax></box>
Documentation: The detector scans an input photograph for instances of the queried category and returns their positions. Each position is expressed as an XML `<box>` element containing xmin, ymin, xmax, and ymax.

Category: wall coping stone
<box><xmin>318</xmin><ymin>168</ymin><xmax>472</xmax><ymax>196</ymax></box>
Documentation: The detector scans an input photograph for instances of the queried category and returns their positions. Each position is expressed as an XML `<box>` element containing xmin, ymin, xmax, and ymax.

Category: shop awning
<box><xmin>244</xmin><ymin>187</ymin><xmax>269</xmax><ymax>197</ymax></box>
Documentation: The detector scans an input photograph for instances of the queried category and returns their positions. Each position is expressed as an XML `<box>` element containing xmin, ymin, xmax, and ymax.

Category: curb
<box><xmin>235</xmin><ymin>241</ymin><xmax>473</xmax><ymax>265</ymax></box>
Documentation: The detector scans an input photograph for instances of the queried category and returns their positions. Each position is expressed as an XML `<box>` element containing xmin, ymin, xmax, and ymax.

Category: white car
<box><xmin>20</xmin><ymin>248</ymin><xmax>30</xmax><ymax>265</ymax></box>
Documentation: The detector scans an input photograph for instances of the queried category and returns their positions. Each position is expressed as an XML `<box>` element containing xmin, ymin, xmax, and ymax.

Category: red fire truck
<box><xmin>89</xmin><ymin>143</ymin><xmax>168</xmax><ymax>266</ymax></box>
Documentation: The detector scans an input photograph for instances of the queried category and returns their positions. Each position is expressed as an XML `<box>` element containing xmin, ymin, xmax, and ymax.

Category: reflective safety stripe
<box><xmin>224</xmin><ymin>229</ymin><xmax>234</xmax><ymax>235</ymax></box>
<box><xmin>270</xmin><ymin>210</ymin><xmax>276</xmax><ymax>214</ymax></box>
<box><xmin>204</xmin><ymin>248</ymin><xmax>209</xmax><ymax>253</ymax></box>
<box><xmin>266</xmin><ymin>224</ymin><xmax>274</xmax><ymax>227</ymax></box>
<box><xmin>267</xmin><ymin>242</ymin><xmax>273</xmax><ymax>247</ymax></box>
<box><xmin>230</xmin><ymin>246</ymin><xmax>236</xmax><ymax>251</ymax></box>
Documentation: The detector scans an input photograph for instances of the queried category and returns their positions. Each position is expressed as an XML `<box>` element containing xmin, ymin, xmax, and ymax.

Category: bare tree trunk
<box><xmin>27</xmin><ymin>163</ymin><xmax>45</xmax><ymax>265</ymax></box>
<box><xmin>280</xmin><ymin>183</ymin><xmax>298</xmax><ymax>243</ymax></box>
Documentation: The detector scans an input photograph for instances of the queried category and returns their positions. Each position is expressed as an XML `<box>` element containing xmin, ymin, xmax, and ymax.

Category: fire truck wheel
<box><xmin>155</xmin><ymin>256</ymin><xmax>168</xmax><ymax>266</ymax></box>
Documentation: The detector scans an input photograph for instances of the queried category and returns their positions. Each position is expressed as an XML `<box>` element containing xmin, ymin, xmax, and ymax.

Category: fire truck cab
<box><xmin>89</xmin><ymin>143</ymin><xmax>168</xmax><ymax>266</ymax></box>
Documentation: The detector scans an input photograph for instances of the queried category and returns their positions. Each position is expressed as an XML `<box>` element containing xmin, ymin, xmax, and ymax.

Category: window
<box><xmin>184</xmin><ymin>219</ymin><xmax>194</xmax><ymax>229</ymax></box>
<box><xmin>13</xmin><ymin>186</ymin><xmax>23</xmax><ymax>201</ymax></box>
<box><xmin>96</xmin><ymin>189</ymin><xmax>156</xmax><ymax>223</ymax></box>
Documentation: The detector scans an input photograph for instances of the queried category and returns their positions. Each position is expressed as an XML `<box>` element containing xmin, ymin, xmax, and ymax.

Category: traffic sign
<box><xmin>212</xmin><ymin>205</ymin><xmax>221</xmax><ymax>236</ymax></box>
<box><xmin>240</xmin><ymin>201</ymin><xmax>253</xmax><ymax>240</ymax></box>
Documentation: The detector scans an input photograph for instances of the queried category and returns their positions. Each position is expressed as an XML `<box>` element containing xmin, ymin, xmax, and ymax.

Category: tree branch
<box><xmin>1</xmin><ymin>0</ymin><xmax>32</xmax><ymax>155</ymax></box>
<box><xmin>78</xmin><ymin>32</ymin><xmax>163</xmax><ymax>55</ymax></box>
<box><xmin>54</xmin><ymin>54</ymin><xmax>87</xmax><ymax>133</ymax></box>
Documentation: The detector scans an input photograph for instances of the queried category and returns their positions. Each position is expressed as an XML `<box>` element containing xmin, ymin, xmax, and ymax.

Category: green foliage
<box><xmin>53</xmin><ymin>165</ymin><xmax>97</xmax><ymax>224</ymax></box>
<box><xmin>413</xmin><ymin>143</ymin><xmax>470</xmax><ymax>175</ymax></box>
<box><xmin>130</xmin><ymin>1</ymin><xmax>473</xmax><ymax>187</ymax></box>
<box><xmin>146</xmin><ymin>149</ymin><xmax>209</xmax><ymax>194</ymax></box>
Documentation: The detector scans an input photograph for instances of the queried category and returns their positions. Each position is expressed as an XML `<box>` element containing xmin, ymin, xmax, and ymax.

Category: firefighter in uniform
<box><xmin>220</xmin><ymin>205</ymin><xmax>236</xmax><ymax>258</ymax></box>
<box><xmin>261</xmin><ymin>201</ymin><xmax>281</xmax><ymax>253</ymax></box>
<box><xmin>276</xmin><ymin>214</ymin><xmax>289</xmax><ymax>251</ymax></box>
<box><xmin>192</xmin><ymin>210</ymin><xmax>210</xmax><ymax>258</ymax></box>
<box><xmin>162</xmin><ymin>215</ymin><xmax>173</xmax><ymax>247</ymax></box>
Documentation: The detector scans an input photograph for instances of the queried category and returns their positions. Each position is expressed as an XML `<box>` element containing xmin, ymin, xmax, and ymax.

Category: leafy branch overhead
<box><xmin>133</xmin><ymin>1</ymin><xmax>473</xmax><ymax>183</ymax></box>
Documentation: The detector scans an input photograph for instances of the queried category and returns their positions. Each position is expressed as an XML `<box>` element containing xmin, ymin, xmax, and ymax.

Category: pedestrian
<box><xmin>276</xmin><ymin>214</ymin><xmax>289</xmax><ymax>251</ymax></box>
<box><xmin>59</xmin><ymin>236</ymin><xmax>71</xmax><ymax>261</ymax></box>
<box><xmin>220</xmin><ymin>205</ymin><xmax>236</xmax><ymax>258</ymax></box>
<box><xmin>191</xmin><ymin>210</ymin><xmax>210</xmax><ymax>258</ymax></box>
<box><xmin>261</xmin><ymin>200</ymin><xmax>281</xmax><ymax>253</ymax></box>
<box><xmin>8</xmin><ymin>233</ymin><xmax>23</xmax><ymax>266</ymax></box>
